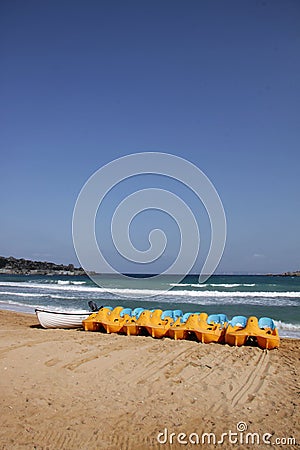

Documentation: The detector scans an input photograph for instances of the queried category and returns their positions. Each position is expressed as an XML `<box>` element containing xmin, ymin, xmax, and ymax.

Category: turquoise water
<box><xmin>0</xmin><ymin>274</ymin><xmax>299</xmax><ymax>338</ymax></box>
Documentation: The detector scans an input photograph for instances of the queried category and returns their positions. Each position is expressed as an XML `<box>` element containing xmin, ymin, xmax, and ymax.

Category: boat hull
<box><xmin>35</xmin><ymin>309</ymin><xmax>90</xmax><ymax>329</ymax></box>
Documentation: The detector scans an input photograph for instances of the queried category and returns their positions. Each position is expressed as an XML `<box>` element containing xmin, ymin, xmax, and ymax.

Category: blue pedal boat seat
<box><xmin>119</xmin><ymin>308</ymin><xmax>133</xmax><ymax>318</ymax></box>
<box><xmin>132</xmin><ymin>307</ymin><xmax>145</xmax><ymax>319</ymax></box>
<box><xmin>229</xmin><ymin>316</ymin><xmax>247</xmax><ymax>328</ymax></box>
<box><xmin>258</xmin><ymin>317</ymin><xmax>275</xmax><ymax>330</ymax></box>
<box><xmin>161</xmin><ymin>310</ymin><xmax>174</xmax><ymax>320</ymax></box>
<box><xmin>172</xmin><ymin>309</ymin><xmax>183</xmax><ymax>320</ymax></box>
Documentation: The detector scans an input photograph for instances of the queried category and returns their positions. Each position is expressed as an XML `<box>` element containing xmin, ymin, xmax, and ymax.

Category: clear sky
<box><xmin>1</xmin><ymin>0</ymin><xmax>299</xmax><ymax>274</ymax></box>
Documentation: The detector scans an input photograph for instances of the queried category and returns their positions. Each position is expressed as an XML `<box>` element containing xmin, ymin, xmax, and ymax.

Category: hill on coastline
<box><xmin>0</xmin><ymin>255</ymin><xmax>299</xmax><ymax>277</ymax></box>
<box><xmin>0</xmin><ymin>256</ymin><xmax>85</xmax><ymax>276</ymax></box>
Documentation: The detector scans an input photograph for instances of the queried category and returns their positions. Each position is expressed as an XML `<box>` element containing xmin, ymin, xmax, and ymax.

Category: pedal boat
<box><xmin>168</xmin><ymin>312</ymin><xmax>194</xmax><ymax>340</ymax></box>
<box><xmin>122</xmin><ymin>308</ymin><xmax>145</xmax><ymax>336</ymax></box>
<box><xmin>100</xmin><ymin>306</ymin><xmax>126</xmax><ymax>334</ymax></box>
<box><xmin>143</xmin><ymin>309</ymin><xmax>167</xmax><ymax>338</ymax></box>
<box><xmin>82</xmin><ymin>312</ymin><xmax>101</xmax><ymax>332</ymax></box>
<box><xmin>139</xmin><ymin>309</ymin><xmax>180</xmax><ymax>338</ymax></box>
<box><xmin>185</xmin><ymin>312</ymin><xmax>228</xmax><ymax>344</ymax></box>
<box><xmin>82</xmin><ymin>306</ymin><xmax>113</xmax><ymax>332</ymax></box>
<box><xmin>145</xmin><ymin>309</ymin><xmax>183</xmax><ymax>339</ymax></box>
<box><xmin>256</xmin><ymin>317</ymin><xmax>280</xmax><ymax>349</ymax></box>
<box><xmin>225</xmin><ymin>316</ymin><xmax>280</xmax><ymax>349</ymax></box>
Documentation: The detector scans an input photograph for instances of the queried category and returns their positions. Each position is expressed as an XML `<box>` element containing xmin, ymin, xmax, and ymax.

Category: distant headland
<box><xmin>279</xmin><ymin>271</ymin><xmax>300</xmax><ymax>277</ymax></box>
<box><xmin>0</xmin><ymin>255</ymin><xmax>299</xmax><ymax>277</ymax></box>
<box><xmin>0</xmin><ymin>256</ymin><xmax>85</xmax><ymax>276</ymax></box>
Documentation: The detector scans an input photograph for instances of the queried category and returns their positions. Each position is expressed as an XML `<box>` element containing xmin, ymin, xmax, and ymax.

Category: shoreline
<box><xmin>1</xmin><ymin>302</ymin><xmax>299</xmax><ymax>339</ymax></box>
<box><xmin>3</xmin><ymin>307</ymin><xmax>300</xmax><ymax>341</ymax></box>
<box><xmin>0</xmin><ymin>309</ymin><xmax>299</xmax><ymax>449</ymax></box>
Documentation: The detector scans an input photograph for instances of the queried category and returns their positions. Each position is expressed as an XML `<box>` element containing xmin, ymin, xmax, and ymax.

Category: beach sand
<box><xmin>0</xmin><ymin>310</ymin><xmax>299</xmax><ymax>449</ymax></box>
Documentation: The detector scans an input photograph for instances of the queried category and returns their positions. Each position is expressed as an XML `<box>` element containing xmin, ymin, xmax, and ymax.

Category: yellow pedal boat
<box><xmin>82</xmin><ymin>312</ymin><xmax>102</xmax><ymax>332</ymax></box>
<box><xmin>185</xmin><ymin>312</ymin><xmax>228</xmax><ymax>344</ymax></box>
<box><xmin>82</xmin><ymin>306</ymin><xmax>113</xmax><ymax>332</ymax></box>
<box><xmin>144</xmin><ymin>309</ymin><xmax>168</xmax><ymax>338</ymax></box>
<box><xmin>168</xmin><ymin>312</ymin><xmax>196</xmax><ymax>340</ymax></box>
<box><xmin>101</xmin><ymin>306</ymin><xmax>126</xmax><ymax>334</ymax></box>
<box><xmin>121</xmin><ymin>308</ymin><xmax>145</xmax><ymax>336</ymax></box>
<box><xmin>225</xmin><ymin>316</ymin><xmax>280</xmax><ymax>349</ymax></box>
<box><xmin>144</xmin><ymin>310</ymin><xmax>183</xmax><ymax>338</ymax></box>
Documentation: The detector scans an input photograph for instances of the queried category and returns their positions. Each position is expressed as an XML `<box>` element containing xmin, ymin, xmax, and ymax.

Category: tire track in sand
<box><xmin>229</xmin><ymin>349</ymin><xmax>270</xmax><ymax>407</ymax></box>
<box><xmin>206</xmin><ymin>349</ymin><xmax>270</xmax><ymax>415</ymax></box>
<box><xmin>123</xmin><ymin>346</ymin><xmax>195</xmax><ymax>386</ymax></box>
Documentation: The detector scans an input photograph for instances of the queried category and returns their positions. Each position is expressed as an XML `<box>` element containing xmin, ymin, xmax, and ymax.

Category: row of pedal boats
<box><xmin>35</xmin><ymin>304</ymin><xmax>280</xmax><ymax>349</ymax></box>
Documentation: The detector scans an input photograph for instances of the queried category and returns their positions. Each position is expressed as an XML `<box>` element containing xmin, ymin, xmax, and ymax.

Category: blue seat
<box><xmin>103</xmin><ymin>306</ymin><xmax>113</xmax><ymax>310</ymax></box>
<box><xmin>207</xmin><ymin>314</ymin><xmax>229</xmax><ymax>326</ymax></box>
<box><xmin>119</xmin><ymin>308</ymin><xmax>132</xmax><ymax>318</ymax></box>
<box><xmin>207</xmin><ymin>314</ymin><xmax>221</xmax><ymax>324</ymax></box>
<box><xmin>161</xmin><ymin>310</ymin><xmax>174</xmax><ymax>320</ymax></box>
<box><xmin>180</xmin><ymin>312</ymin><xmax>194</xmax><ymax>323</ymax></box>
<box><xmin>218</xmin><ymin>314</ymin><xmax>229</xmax><ymax>324</ymax></box>
<box><xmin>132</xmin><ymin>307</ymin><xmax>144</xmax><ymax>319</ymax></box>
<box><xmin>258</xmin><ymin>317</ymin><xmax>275</xmax><ymax>330</ymax></box>
<box><xmin>229</xmin><ymin>316</ymin><xmax>247</xmax><ymax>328</ymax></box>
<box><xmin>172</xmin><ymin>309</ymin><xmax>183</xmax><ymax>320</ymax></box>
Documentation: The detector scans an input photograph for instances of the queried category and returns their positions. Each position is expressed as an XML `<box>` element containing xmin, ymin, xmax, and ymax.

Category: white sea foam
<box><xmin>170</xmin><ymin>283</ymin><xmax>257</xmax><ymax>288</ymax></box>
<box><xmin>275</xmin><ymin>320</ymin><xmax>300</xmax><ymax>331</ymax></box>
<box><xmin>28</xmin><ymin>280</ymin><xmax>86</xmax><ymax>285</ymax></box>
<box><xmin>0</xmin><ymin>299</ymin><xmax>47</xmax><ymax>310</ymax></box>
<box><xmin>0</xmin><ymin>281</ymin><xmax>300</xmax><ymax>300</ymax></box>
<box><xmin>0</xmin><ymin>291</ymin><xmax>43</xmax><ymax>297</ymax></box>
<box><xmin>274</xmin><ymin>321</ymin><xmax>300</xmax><ymax>338</ymax></box>
<box><xmin>123</xmin><ymin>293</ymin><xmax>297</xmax><ymax>307</ymax></box>
<box><xmin>93</xmin><ymin>288</ymin><xmax>300</xmax><ymax>301</ymax></box>
<box><xmin>0</xmin><ymin>291</ymin><xmax>78</xmax><ymax>300</ymax></box>
<box><xmin>208</xmin><ymin>283</ymin><xmax>256</xmax><ymax>287</ymax></box>
<box><xmin>0</xmin><ymin>299</ymin><xmax>88</xmax><ymax>314</ymax></box>
<box><xmin>0</xmin><ymin>282</ymin><xmax>100</xmax><ymax>292</ymax></box>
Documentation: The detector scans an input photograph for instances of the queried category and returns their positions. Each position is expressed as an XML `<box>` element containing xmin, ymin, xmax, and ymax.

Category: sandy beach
<box><xmin>0</xmin><ymin>310</ymin><xmax>299</xmax><ymax>450</ymax></box>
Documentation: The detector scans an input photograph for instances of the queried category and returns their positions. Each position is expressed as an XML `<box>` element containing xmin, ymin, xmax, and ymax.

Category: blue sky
<box><xmin>0</xmin><ymin>0</ymin><xmax>299</xmax><ymax>274</ymax></box>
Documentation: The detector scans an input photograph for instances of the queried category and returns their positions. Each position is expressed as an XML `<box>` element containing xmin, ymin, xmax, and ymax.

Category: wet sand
<box><xmin>0</xmin><ymin>310</ymin><xmax>299</xmax><ymax>449</ymax></box>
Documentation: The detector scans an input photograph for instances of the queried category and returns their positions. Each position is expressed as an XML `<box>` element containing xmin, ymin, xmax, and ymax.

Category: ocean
<box><xmin>0</xmin><ymin>274</ymin><xmax>299</xmax><ymax>338</ymax></box>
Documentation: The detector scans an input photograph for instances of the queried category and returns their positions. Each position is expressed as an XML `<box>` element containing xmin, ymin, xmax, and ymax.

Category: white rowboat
<box><xmin>35</xmin><ymin>308</ymin><xmax>90</xmax><ymax>329</ymax></box>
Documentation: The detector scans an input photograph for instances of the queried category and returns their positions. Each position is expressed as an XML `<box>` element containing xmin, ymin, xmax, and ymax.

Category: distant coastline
<box><xmin>0</xmin><ymin>256</ymin><xmax>85</xmax><ymax>276</ymax></box>
<box><xmin>278</xmin><ymin>271</ymin><xmax>300</xmax><ymax>277</ymax></box>
<box><xmin>0</xmin><ymin>255</ymin><xmax>299</xmax><ymax>277</ymax></box>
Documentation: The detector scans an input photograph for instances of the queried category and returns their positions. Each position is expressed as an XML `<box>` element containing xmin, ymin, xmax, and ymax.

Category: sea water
<box><xmin>0</xmin><ymin>274</ymin><xmax>299</xmax><ymax>338</ymax></box>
